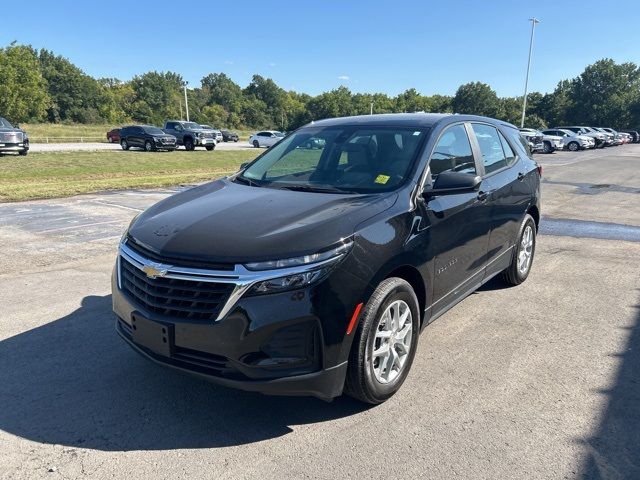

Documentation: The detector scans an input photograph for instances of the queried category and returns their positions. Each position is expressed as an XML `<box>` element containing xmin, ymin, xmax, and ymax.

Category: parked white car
<box><xmin>520</xmin><ymin>128</ymin><xmax>563</xmax><ymax>154</ymax></box>
<box><xmin>249</xmin><ymin>130</ymin><xmax>285</xmax><ymax>148</ymax></box>
<box><xmin>542</xmin><ymin>128</ymin><xmax>595</xmax><ymax>151</ymax></box>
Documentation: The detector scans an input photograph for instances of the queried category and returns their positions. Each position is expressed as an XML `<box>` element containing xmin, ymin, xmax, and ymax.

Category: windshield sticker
<box><xmin>375</xmin><ymin>174</ymin><xmax>390</xmax><ymax>185</ymax></box>
<box><xmin>413</xmin><ymin>131</ymin><xmax>421</xmax><ymax>136</ymax></box>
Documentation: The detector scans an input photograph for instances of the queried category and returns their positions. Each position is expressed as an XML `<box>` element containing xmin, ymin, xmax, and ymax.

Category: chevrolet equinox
<box><xmin>112</xmin><ymin>113</ymin><xmax>541</xmax><ymax>404</ymax></box>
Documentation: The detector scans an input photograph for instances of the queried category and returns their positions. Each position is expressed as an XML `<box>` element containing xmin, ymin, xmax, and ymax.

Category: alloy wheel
<box><xmin>518</xmin><ymin>225</ymin><xmax>534</xmax><ymax>274</ymax></box>
<box><xmin>370</xmin><ymin>300</ymin><xmax>413</xmax><ymax>384</ymax></box>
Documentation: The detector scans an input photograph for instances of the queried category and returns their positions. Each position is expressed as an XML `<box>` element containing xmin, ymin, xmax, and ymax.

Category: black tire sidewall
<box><xmin>513</xmin><ymin>215</ymin><xmax>536</xmax><ymax>283</ymax></box>
<box><xmin>350</xmin><ymin>278</ymin><xmax>420</xmax><ymax>403</ymax></box>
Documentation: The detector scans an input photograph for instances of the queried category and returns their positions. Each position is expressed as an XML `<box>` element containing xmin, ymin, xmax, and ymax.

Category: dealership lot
<box><xmin>1</xmin><ymin>147</ymin><xmax>639</xmax><ymax>479</ymax></box>
<box><xmin>29</xmin><ymin>141</ymin><xmax>253</xmax><ymax>153</ymax></box>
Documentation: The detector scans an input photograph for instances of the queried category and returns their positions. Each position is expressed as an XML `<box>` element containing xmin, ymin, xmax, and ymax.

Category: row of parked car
<box><xmin>519</xmin><ymin>126</ymin><xmax>640</xmax><ymax>154</ymax></box>
<box><xmin>106</xmin><ymin>121</ymin><xmax>240</xmax><ymax>152</ymax></box>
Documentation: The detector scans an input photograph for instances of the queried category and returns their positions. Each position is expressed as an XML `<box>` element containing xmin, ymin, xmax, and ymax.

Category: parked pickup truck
<box><xmin>0</xmin><ymin>116</ymin><xmax>29</xmax><ymax>156</ymax></box>
<box><xmin>162</xmin><ymin>120</ymin><xmax>216</xmax><ymax>151</ymax></box>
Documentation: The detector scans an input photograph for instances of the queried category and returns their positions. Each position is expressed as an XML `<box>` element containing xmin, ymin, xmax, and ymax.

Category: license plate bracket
<box><xmin>131</xmin><ymin>315</ymin><xmax>173</xmax><ymax>357</ymax></box>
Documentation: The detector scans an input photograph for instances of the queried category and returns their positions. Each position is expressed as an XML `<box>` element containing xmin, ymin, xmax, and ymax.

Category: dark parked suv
<box><xmin>113</xmin><ymin>113</ymin><xmax>541</xmax><ymax>404</ymax></box>
<box><xmin>120</xmin><ymin>125</ymin><xmax>177</xmax><ymax>151</ymax></box>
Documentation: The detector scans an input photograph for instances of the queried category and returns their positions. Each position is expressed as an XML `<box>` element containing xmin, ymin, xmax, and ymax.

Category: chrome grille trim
<box><xmin>118</xmin><ymin>240</ymin><xmax>341</xmax><ymax>321</ymax></box>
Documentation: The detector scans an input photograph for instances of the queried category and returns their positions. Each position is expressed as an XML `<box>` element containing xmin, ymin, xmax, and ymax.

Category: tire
<box><xmin>543</xmin><ymin>141</ymin><xmax>553</xmax><ymax>154</ymax></box>
<box><xmin>501</xmin><ymin>214</ymin><xmax>536</xmax><ymax>286</ymax></box>
<box><xmin>120</xmin><ymin>139</ymin><xmax>129</xmax><ymax>151</ymax></box>
<box><xmin>144</xmin><ymin>140</ymin><xmax>154</xmax><ymax>152</ymax></box>
<box><xmin>233</xmin><ymin>139</ymin><xmax>238</xmax><ymax>143</ymax></box>
<box><xmin>344</xmin><ymin>277</ymin><xmax>420</xmax><ymax>404</ymax></box>
<box><xmin>19</xmin><ymin>149</ymin><xmax>28</xmax><ymax>156</ymax></box>
<box><xmin>206</xmin><ymin>145</ymin><xmax>215</xmax><ymax>151</ymax></box>
<box><xmin>184</xmin><ymin>137</ymin><xmax>195</xmax><ymax>151</ymax></box>
<box><xmin>253</xmin><ymin>140</ymin><xmax>260</xmax><ymax>148</ymax></box>
<box><xmin>107</xmin><ymin>136</ymin><xmax>113</xmax><ymax>143</ymax></box>
<box><xmin>568</xmin><ymin>141</ymin><xmax>579</xmax><ymax>152</ymax></box>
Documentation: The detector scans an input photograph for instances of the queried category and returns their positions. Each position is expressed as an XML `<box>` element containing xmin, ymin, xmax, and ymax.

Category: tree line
<box><xmin>2</xmin><ymin>42</ymin><xmax>640</xmax><ymax>131</ymax></box>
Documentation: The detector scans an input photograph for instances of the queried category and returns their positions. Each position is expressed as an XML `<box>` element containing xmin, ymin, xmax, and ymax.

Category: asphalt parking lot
<box><xmin>1</xmin><ymin>146</ymin><xmax>639</xmax><ymax>479</ymax></box>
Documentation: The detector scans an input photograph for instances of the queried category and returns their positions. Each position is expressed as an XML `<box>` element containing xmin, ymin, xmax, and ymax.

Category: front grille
<box><xmin>202</xmin><ymin>132</ymin><xmax>214</xmax><ymax>138</ymax></box>
<box><xmin>119</xmin><ymin>256</ymin><xmax>235</xmax><ymax>321</ymax></box>
<box><xmin>0</xmin><ymin>132</ymin><xmax>20</xmax><ymax>142</ymax></box>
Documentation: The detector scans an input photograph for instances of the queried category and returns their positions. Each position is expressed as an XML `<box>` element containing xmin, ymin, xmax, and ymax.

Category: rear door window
<box><xmin>472</xmin><ymin>123</ymin><xmax>508</xmax><ymax>174</ymax></box>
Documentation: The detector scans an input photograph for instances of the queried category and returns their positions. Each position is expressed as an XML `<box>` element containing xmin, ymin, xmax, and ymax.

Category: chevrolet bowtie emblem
<box><xmin>142</xmin><ymin>262</ymin><xmax>168</xmax><ymax>279</ymax></box>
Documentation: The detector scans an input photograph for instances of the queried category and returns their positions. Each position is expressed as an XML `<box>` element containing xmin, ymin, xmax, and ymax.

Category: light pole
<box><xmin>183</xmin><ymin>83</ymin><xmax>190</xmax><ymax>122</ymax></box>
<box><xmin>370</xmin><ymin>100</ymin><xmax>374</xmax><ymax>115</ymax></box>
<box><xmin>520</xmin><ymin>17</ymin><xmax>540</xmax><ymax>128</ymax></box>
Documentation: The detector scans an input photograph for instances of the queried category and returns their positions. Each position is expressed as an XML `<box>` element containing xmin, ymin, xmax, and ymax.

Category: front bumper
<box><xmin>0</xmin><ymin>142</ymin><xmax>28</xmax><ymax>153</ymax></box>
<box><xmin>111</xmin><ymin>244</ymin><xmax>362</xmax><ymax>400</ymax></box>
<box><xmin>116</xmin><ymin>317</ymin><xmax>347</xmax><ymax>400</ymax></box>
<box><xmin>195</xmin><ymin>137</ymin><xmax>216</xmax><ymax>146</ymax></box>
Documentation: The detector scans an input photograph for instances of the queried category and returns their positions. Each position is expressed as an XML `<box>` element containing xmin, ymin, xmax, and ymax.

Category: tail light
<box><xmin>537</xmin><ymin>165</ymin><xmax>543</xmax><ymax>176</ymax></box>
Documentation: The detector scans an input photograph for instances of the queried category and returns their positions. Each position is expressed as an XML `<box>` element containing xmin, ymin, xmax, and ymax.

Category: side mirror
<box><xmin>240</xmin><ymin>162</ymin><xmax>250</xmax><ymax>170</ymax></box>
<box><xmin>422</xmin><ymin>171</ymin><xmax>481</xmax><ymax>197</ymax></box>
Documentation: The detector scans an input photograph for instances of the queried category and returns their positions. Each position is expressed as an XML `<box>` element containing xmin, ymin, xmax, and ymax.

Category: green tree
<box><xmin>0</xmin><ymin>44</ymin><xmax>49</xmax><ymax>122</ymax></box>
<box><xmin>567</xmin><ymin>59</ymin><xmax>640</xmax><ymax>127</ymax></box>
<box><xmin>452</xmin><ymin>82</ymin><xmax>501</xmax><ymax>117</ymax></box>
<box><xmin>201</xmin><ymin>73</ymin><xmax>244</xmax><ymax>113</ymax></box>
<box><xmin>129</xmin><ymin>71</ymin><xmax>183</xmax><ymax>124</ymax></box>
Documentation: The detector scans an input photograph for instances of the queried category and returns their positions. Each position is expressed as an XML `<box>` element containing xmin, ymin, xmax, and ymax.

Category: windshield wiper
<box><xmin>276</xmin><ymin>184</ymin><xmax>358</xmax><ymax>194</ymax></box>
<box><xmin>234</xmin><ymin>175</ymin><xmax>261</xmax><ymax>187</ymax></box>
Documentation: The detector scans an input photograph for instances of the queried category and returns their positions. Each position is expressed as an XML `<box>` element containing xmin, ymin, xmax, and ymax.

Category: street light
<box><xmin>183</xmin><ymin>82</ymin><xmax>190</xmax><ymax>122</ymax></box>
<box><xmin>520</xmin><ymin>17</ymin><xmax>540</xmax><ymax>128</ymax></box>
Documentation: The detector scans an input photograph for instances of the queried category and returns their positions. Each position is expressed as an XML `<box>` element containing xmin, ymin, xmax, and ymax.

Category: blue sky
<box><xmin>3</xmin><ymin>0</ymin><xmax>639</xmax><ymax>97</ymax></box>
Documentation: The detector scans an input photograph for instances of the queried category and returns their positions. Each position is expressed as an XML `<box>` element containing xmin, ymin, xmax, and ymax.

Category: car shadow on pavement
<box><xmin>0</xmin><ymin>295</ymin><xmax>369</xmax><ymax>451</ymax></box>
<box><xmin>579</xmin><ymin>292</ymin><xmax>640</xmax><ymax>478</ymax></box>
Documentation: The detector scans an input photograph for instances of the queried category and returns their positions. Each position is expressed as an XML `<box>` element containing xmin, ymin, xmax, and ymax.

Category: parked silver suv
<box><xmin>0</xmin><ymin>117</ymin><xmax>29</xmax><ymax>156</ymax></box>
<box><xmin>542</xmin><ymin>128</ymin><xmax>595</xmax><ymax>151</ymax></box>
<box><xmin>555</xmin><ymin>126</ymin><xmax>607</xmax><ymax>148</ymax></box>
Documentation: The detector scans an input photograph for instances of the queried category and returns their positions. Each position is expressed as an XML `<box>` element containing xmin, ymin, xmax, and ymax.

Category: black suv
<box><xmin>221</xmin><ymin>129</ymin><xmax>239</xmax><ymax>142</ymax></box>
<box><xmin>113</xmin><ymin>114</ymin><xmax>541</xmax><ymax>404</ymax></box>
<box><xmin>120</xmin><ymin>125</ymin><xmax>177</xmax><ymax>151</ymax></box>
<box><xmin>0</xmin><ymin>117</ymin><xmax>29</xmax><ymax>156</ymax></box>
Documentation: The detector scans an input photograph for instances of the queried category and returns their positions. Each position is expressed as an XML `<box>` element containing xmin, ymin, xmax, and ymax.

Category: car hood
<box><xmin>128</xmin><ymin>178</ymin><xmax>398</xmax><ymax>264</ymax></box>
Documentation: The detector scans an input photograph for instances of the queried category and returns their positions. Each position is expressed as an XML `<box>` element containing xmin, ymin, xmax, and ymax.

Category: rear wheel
<box><xmin>501</xmin><ymin>214</ymin><xmax>536</xmax><ymax>286</ymax></box>
<box><xmin>567</xmin><ymin>141</ymin><xmax>579</xmax><ymax>152</ymax></box>
<box><xmin>120</xmin><ymin>139</ymin><xmax>129</xmax><ymax>151</ymax></box>
<box><xmin>345</xmin><ymin>277</ymin><xmax>420</xmax><ymax>404</ymax></box>
<box><xmin>253</xmin><ymin>140</ymin><xmax>260</xmax><ymax>148</ymax></box>
<box><xmin>107</xmin><ymin>136</ymin><xmax>114</xmax><ymax>143</ymax></box>
<box><xmin>184</xmin><ymin>137</ymin><xmax>195</xmax><ymax>151</ymax></box>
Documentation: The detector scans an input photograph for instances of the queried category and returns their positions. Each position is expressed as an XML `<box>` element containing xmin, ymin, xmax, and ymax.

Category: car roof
<box><xmin>305</xmin><ymin>113</ymin><xmax>517</xmax><ymax>130</ymax></box>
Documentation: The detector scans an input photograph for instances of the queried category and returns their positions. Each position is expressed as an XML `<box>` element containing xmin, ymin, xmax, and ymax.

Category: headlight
<box><xmin>248</xmin><ymin>268</ymin><xmax>329</xmax><ymax>295</ymax></box>
<box><xmin>121</xmin><ymin>213</ymin><xmax>140</xmax><ymax>243</ymax></box>
<box><xmin>244</xmin><ymin>241</ymin><xmax>352</xmax><ymax>271</ymax></box>
<box><xmin>244</xmin><ymin>241</ymin><xmax>353</xmax><ymax>295</ymax></box>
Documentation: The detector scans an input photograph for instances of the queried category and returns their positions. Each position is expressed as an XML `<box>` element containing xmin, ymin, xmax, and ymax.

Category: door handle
<box><xmin>477</xmin><ymin>190</ymin><xmax>489</xmax><ymax>202</ymax></box>
<box><xmin>517</xmin><ymin>172</ymin><xmax>526</xmax><ymax>181</ymax></box>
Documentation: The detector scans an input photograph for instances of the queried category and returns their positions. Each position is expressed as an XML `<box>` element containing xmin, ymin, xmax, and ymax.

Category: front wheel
<box><xmin>344</xmin><ymin>277</ymin><xmax>420</xmax><ymax>404</ymax></box>
<box><xmin>144</xmin><ymin>140</ymin><xmax>154</xmax><ymax>152</ymax></box>
<box><xmin>501</xmin><ymin>214</ymin><xmax>536</xmax><ymax>286</ymax></box>
<box><xmin>206</xmin><ymin>145</ymin><xmax>215</xmax><ymax>151</ymax></box>
<box><xmin>567</xmin><ymin>141</ymin><xmax>579</xmax><ymax>152</ymax></box>
<box><xmin>543</xmin><ymin>141</ymin><xmax>553</xmax><ymax>154</ymax></box>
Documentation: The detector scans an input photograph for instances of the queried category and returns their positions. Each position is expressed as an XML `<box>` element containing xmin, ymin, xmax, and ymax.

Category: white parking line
<box><xmin>38</xmin><ymin>219</ymin><xmax>123</xmax><ymax>233</ymax></box>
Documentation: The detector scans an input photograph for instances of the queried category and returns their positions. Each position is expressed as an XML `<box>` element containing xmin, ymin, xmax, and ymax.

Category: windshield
<box><xmin>238</xmin><ymin>126</ymin><xmax>427</xmax><ymax>194</ymax></box>
<box><xmin>0</xmin><ymin>117</ymin><xmax>13</xmax><ymax>128</ymax></box>
<box><xmin>559</xmin><ymin>129</ymin><xmax>574</xmax><ymax>136</ymax></box>
<box><xmin>183</xmin><ymin>122</ymin><xmax>202</xmax><ymax>129</ymax></box>
<box><xmin>143</xmin><ymin>126</ymin><xmax>165</xmax><ymax>135</ymax></box>
<box><xmin>274</xmin><ymin>132</ymin><xmax>285</xmax><ymax>137</ymax></box>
